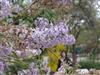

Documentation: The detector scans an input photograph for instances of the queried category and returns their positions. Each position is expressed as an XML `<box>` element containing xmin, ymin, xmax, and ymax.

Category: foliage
<box><xmin>79</xmin><ymin>60</ymin><xmax>100</xmax><ymax>69</ymax></box>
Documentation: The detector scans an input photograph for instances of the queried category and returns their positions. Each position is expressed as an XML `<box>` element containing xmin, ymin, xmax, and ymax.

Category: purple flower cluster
<box><xmin>0</xmin><ymin>0</ymin><xmax>11</xmax><ymax>20</ymax></box>
<box><xmin>0</xmin><ymin>17</ymin><xmax>75</xmax><ymax>74</ymax></box>
<box><xmin>0</xmin><ymin>17</ymin><xmax>75</xmax><ymax>50</ymax></box>
<box><xmin>0</xmin><ymin>61</ymin><xmax>5</xmax><ymax>74</ymax></box>
<box><xmin>34</xmin><ymin>17</ymin><xmax>49</xmax><ymax>28</ymax></box>
<box><xmin>15</xmin><ymin>49</ymin><xmax>42</xmax><ymax>58</ymax></box>
<box><xmin>17</xmin><ymin>62</ymin><xmax>40</xmax><ymax>75</ymax></box>
<box><xmin>28</xmin><ymin>62</ymin><xmax>39</xmax><ymax>75</ymax></box>
<box><xmin>0</xmin><ymin>45</ymin><xmax>12</xmax><ymax>57</ymax></box>
<box><xmin>18</xmin><ymin>61</ymin><xmax>51</xmax><ymax>75</ymax></box>
<box><xmin>29</xmin><ymin>17</ymin><xmax>75</xmax><ymax>49</ymax></box>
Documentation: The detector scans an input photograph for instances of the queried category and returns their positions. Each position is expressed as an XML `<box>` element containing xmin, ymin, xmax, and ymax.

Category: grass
<box><xmin>79</xmin><ymin>60</ymin><xmax>100</xmax><ymax>69</ymax></box>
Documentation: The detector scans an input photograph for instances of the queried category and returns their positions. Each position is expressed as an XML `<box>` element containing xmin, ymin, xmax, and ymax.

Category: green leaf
<box><xmin>0</xmin><ymin>33</ymin><xmax>3</xmax><ymax>41</ymax></box>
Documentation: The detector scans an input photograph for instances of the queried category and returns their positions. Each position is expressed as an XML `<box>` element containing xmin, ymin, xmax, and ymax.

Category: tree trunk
<box><xmin>72</xmin><ymin>45</ymin><xmax>77</xmax><ymax>66</ymax></box>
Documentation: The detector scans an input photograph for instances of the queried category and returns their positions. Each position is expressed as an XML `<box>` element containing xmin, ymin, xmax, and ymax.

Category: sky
<box><xmin>94</xmin><ymin>0</ymin><xmax>100</xmax><ymax>18</ymax></box>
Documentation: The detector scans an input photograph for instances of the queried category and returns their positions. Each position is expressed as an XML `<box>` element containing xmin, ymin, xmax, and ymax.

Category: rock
<box><xmin>53</xmin><ymin>72</ymin><xmax>65</xmax><ymax>75</ymax></box>
<box><xmin>95</xmin><ymin>70</ymin><xmax>100</xmax><ymax>75</ymax></box>
<box><xmin>76</xmin><ymin>69</ymin><xmax>90</xmax><ymax>75</ymax></box>
<box><xmin>89</xmin><ymin>68</ymin><xmax>96</xmax><ymax>74</ymax></box>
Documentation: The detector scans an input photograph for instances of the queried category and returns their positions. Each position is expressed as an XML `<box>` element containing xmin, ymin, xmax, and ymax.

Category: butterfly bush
<box><xmin>0</xmin><ymin>17</ymin><xmax>75</xmax><ymax>51</ymax></box>
<box><xmin>0</xmin><ymin>0</ymin><xmax>76</xmax><ymax>74</ymax></box>
<box><xmin>0</xmin><ymin>16</ymin><xmax>75</xmax><ymax>74</ymax></box>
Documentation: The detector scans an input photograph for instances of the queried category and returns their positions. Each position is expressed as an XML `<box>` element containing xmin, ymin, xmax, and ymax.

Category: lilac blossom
<box><xmin>55</xmin><ymin>21</ymin><xmax>69</xmax><ymax>34</ymax></box>
<box><xmin>0</xmin><ymin>18</ymin><xmax>75</xmax><ymax>49</ymax></box>
<box><xmin>0</xmin><ymin>61</ymin><xmax>5</xmax><ymax>74</ymax></box>
<box><xmin>20</xmin><ymin>51</ymin><xmax>29</xmax><ymax>58</ymax></box>
<box><xmin>30</xmin><ymin>18</ymin><xmax>75</xmax><ymax>48</ymax></box>
<box><xmin>15</xmin><ymin>50</ymin><xmax>32</xmax><ymax>58</ymax></box>
<box><xmin>0</xmin><ymin>46</ymin><xmax>12</xmax><ymax>57</ymax></box>
<box><xmin>28</xmin><ymin>62</ymin><xmax>39</xmax><ymax>75</ymax></box>
<box><xmin>34</xmin><ymin>17</ymin><xmax>49</xmax><ymax>28</ymax></box>
<box><xmin>0</xmin><ymin>0</ymin><xmax>11</xmax><ymax>20</ymax></box>
<box><xmin>66</xmin><ymin>34</ymin><xmax>76</xmax><ymax>45</ymax></box>
<box><xmin>15</xmin><ymin>49</ymin><xmax>42</xmax><ymax>58</ymax></box>
<box><xmin>42</xmin><ymin>57</ymin><xmax>51</xmax><ymax>75</ymax></box>
<box><xmin>17</xmin><ymin>70</ymin><xmax>30</xmax><ymax>75</ymax></box>
<box><xmin>42</xmin><ymin>57</ymin><xmax>49</xmax><ymax>70</ymax></box>
<box><xmin>53</xmin><ymin>65</ymin><xmax>66</xmax><ymax>75</ymax></box>
<box><xmin>31</xmin><ymin>49</ymin><xmax>42</xmax><ymax>56</ymax></box>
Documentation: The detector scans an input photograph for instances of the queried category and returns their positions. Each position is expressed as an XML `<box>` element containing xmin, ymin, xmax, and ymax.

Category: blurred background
<box><xmin>0</xmin><ymin>0</ymin><xmax>100</xmax><ymax>72</ymax></box>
